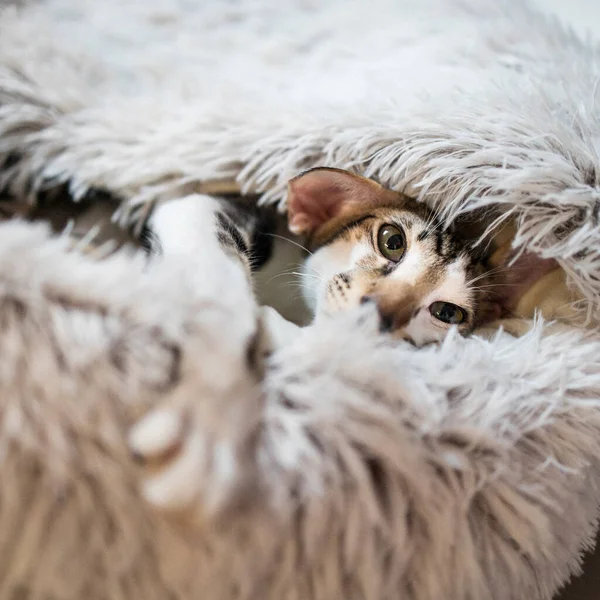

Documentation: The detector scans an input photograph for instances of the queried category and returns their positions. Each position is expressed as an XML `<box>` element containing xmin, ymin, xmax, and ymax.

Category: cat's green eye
<box><xmin>377</xmin><ymin>224</ymin><xmax>405</xmax><ymax>262</ymax></box>
<box><xmin>429</xmin><ymin>301</ymin><xmax>466</xmax><ymax>325</ymax></box>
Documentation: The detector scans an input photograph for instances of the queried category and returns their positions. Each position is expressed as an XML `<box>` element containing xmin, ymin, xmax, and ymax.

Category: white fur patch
<box><xmin>389</xmin><ymin>244</ymin><xmax>426</xmax><ymax>286</ymax></box>
<box><xmin>150</xmin><ymin>195</ymin><xmax>221</xmax><ymax>256</ymax></box>
<box><xmin>302</xmin><ymin>238</ymin><xmax>370</xmax><ymax>313</ymax></box>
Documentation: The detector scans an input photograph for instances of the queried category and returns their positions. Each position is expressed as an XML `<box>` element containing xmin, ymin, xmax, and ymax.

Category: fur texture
<box><xmin>0</xmin><ymin>1</ymin><xmax>600</xmax><ymax>599</ymax></box>
<box><xmin>1</xmin><ymin>215</ymin><xmax>600</xmax><ymax>600</ymax></box>
<box><xmin>1</xmin><ymin>0</ymin><xmax>599</xmax><ymax>305</ymax></box>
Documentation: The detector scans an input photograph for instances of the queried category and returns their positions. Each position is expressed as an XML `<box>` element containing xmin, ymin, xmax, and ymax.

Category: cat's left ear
<box><xmin>287</xmin><ymin>167</ymin><xmax>395</xmax><ymax>235</ymax></box>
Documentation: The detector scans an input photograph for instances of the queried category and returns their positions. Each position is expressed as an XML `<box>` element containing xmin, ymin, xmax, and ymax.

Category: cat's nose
<box><xmin>360</xmin><ymin>295</ymin><xmax>395</xmax><ymax>333</ymax></box>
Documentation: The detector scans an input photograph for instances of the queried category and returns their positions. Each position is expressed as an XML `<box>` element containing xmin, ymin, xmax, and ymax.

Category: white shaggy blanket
<box><xmin>1</xmin><ymin>1</ymin><xmax>600</xmax><ymax>599</ymax></box>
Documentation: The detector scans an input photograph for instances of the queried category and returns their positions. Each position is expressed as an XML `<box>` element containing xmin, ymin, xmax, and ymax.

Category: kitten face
<box><xmin>302</xmin><ymin>206</ymin><xmax>482</xmax><ymax>345</ymax></box>
<box><xmin>287</xmin><ymin>168</ymin><xmax>493</xmax><ymax>345</ymax></box>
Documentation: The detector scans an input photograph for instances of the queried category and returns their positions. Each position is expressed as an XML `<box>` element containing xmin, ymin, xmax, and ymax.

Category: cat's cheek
<box><xmin>301</xmin><ymin>250</ymin><xmax>344</xmax><ymax>316</ymax></box>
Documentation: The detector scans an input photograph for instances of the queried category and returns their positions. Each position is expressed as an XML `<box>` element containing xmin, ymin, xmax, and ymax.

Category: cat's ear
<box><xmin>287</xmin><ymin>168</ymin><xmax>393</xmax><ymax>235</ymax></box>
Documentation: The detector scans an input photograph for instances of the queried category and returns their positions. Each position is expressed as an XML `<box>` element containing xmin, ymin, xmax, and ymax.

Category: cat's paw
<box><xmin>129</xmin><ymin>406</ymin><xmax>206</xmax><ymax>513</ymax></box>
<box><xmin>129</xmin><ymin>376</ymin><xmax>261</xmax><ymax>521</ymax></box>
<box><xmin>128</xmin><ymin>311</ymin><xmax>265</xmax><ymax>520</ymax></box>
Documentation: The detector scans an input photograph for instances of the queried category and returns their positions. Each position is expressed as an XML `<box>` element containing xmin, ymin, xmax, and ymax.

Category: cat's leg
<box><xmin>129</xmin><ymin>193</ymin><xmax>303</xmax><ymax>519</ymax></box>
<box><xmin>146</xmin><ymin>194</ymin><xmax>296</xmax><ymax>354</ymax></box>
<box><xmin>144</xmin><ymin>193</ymin><xmax>273</xmax><ymax>271</ymax></box>
<box><xmin>129</xmin><ymin>194</ymin><xmax>272</xmax><ymax>516</ymax></box>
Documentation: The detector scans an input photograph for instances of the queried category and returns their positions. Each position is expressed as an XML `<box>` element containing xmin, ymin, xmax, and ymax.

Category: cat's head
<box><xmin>287</xmin><ymin>168</ymin><xmax>498</xmax><ymax>345</ymax></box>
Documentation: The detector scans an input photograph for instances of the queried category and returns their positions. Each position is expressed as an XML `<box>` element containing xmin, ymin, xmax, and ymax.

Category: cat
<box><xmin>140</xmin><ymin>169</ymin><xmax>520</xmax><ymax>351</ymax></box>
<box><xmin>128</xmin><ymin>170</ymin><xmax>580</xmax><ymax>523</ymax></box>
<box><xmin>140</xmin><ymin>168</ymin><xmax>576</xmax><ymax>353</ymax></box>
<box><xmin>285</xmin><ymin>167</ymin><xmax>500</xmax><ymax>346</ymax></box>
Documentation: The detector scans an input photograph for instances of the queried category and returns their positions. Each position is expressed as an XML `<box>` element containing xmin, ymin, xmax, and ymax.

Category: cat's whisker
<box><xmin>294</xmin><ymin>273</ymin><xmax>326</xmax><ymax>285</ymax></box>
<box><xmin>276</xmin><ymin>278</ymin><xmax>317</xmax><ymax>298</ymax></box>
<box><xmin>483</xmin><ymin>282</ymin><xmax>539</xmax><ymax>290</ymax></box>
<box><xmin>265</xmin><ymin>266</ymin><xmax>327</xmax><ymax>298</ymax></box>
<box><xmin>301</xmin><ymin>262</ymin><xmax>328</xmax><ymax>281</ymax></box>
<box><xmin>281</xmin><ymin>281</ymin><xmax>311</xmax><ymax>293</ymax></box>
<box><xmin>421</xmin><ymin>213</ymin><xmax>449</xmax><ymax>240</ymax></box>
<box><xmin>466</xmin><ymin>262</ymin><xmax>544</xmax><ymax>287</ymax></box>
<box><xmin>265</xmin><ymin>271</ymin><xmax>321</xmax><ymax>287</ymax></box>
<box><xmin>467</xmin><ymin>266</ymin><xmax>509</xmax><ymax>285</ymax></box>
<box><xmin>265</xmin><ymin>263</ymin><xmax>324</xmax><ymax>279</ymax></box>
<box><xmin>264</xmin><ymin>233</ymin><xmax>314</xmax><ymax>256</ymax></box>
<box><xmin>421</xmin><ymin>203</ymin><xmax>448</xmax><ymax>234</ymax></box>
<box><xmin>290</xmin><ymin>292</ymin><xmax>310</xmax><ymax>302</ymax></box>
<box><xmin>265</xmin><ymin>271</ymin><xmax>294</xmax><ymax>285</ymax></box>
<box><xmin>268</xmin><ymin>269</ymin><xmax>318</xmax><ymax>280</ymax></box>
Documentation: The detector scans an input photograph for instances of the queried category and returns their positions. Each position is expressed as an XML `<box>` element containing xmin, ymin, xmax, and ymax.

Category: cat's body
<box><xmin>128</xmin><ymin>167</ymin><xmax>583</xmax><ymax>535</ymax></box>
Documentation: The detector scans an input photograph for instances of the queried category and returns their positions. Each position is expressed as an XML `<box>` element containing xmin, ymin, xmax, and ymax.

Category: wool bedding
<box><xmin>0</xmin><ymin>0</ymin><xmax>600</xmax><ymax>599</ymax></box>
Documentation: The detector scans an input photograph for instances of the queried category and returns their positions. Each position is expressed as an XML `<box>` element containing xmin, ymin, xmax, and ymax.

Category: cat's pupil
<box><xmin>377</xmin><ymin>224</ymin><xmax>405</xmax><ymax>262</ymax></box>
<box><xmin>386</xmin><ymin>235</ymin><xmax>403</xmax><ymax>250</ymax></box>
<box><xmin>429</xmin><ymin>301</ymin><xmax>465</xmax><ymax>325</ymax></box>
<box><xmin>437</xmin><ymin>305</ymin><xmax>454</xmax><ymax>321</ymax></box>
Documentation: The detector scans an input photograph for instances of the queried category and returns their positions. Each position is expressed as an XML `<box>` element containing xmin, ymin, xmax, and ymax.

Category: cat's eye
<box><xmin>429</xmin><ymin>301</ymin><xmax>466</xmax><ymax>325</ymax></box>
<box><xmin>377</xmin><ymin>224</ymin><xmax>405</xmax><ymax>262</ymax></box>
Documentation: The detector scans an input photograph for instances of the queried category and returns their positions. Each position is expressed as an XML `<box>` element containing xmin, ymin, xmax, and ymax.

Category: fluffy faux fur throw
<box><xmin>1</xmin><ymin>1</ymin><xmax>600</xmax><ymax>599</ymax></box>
